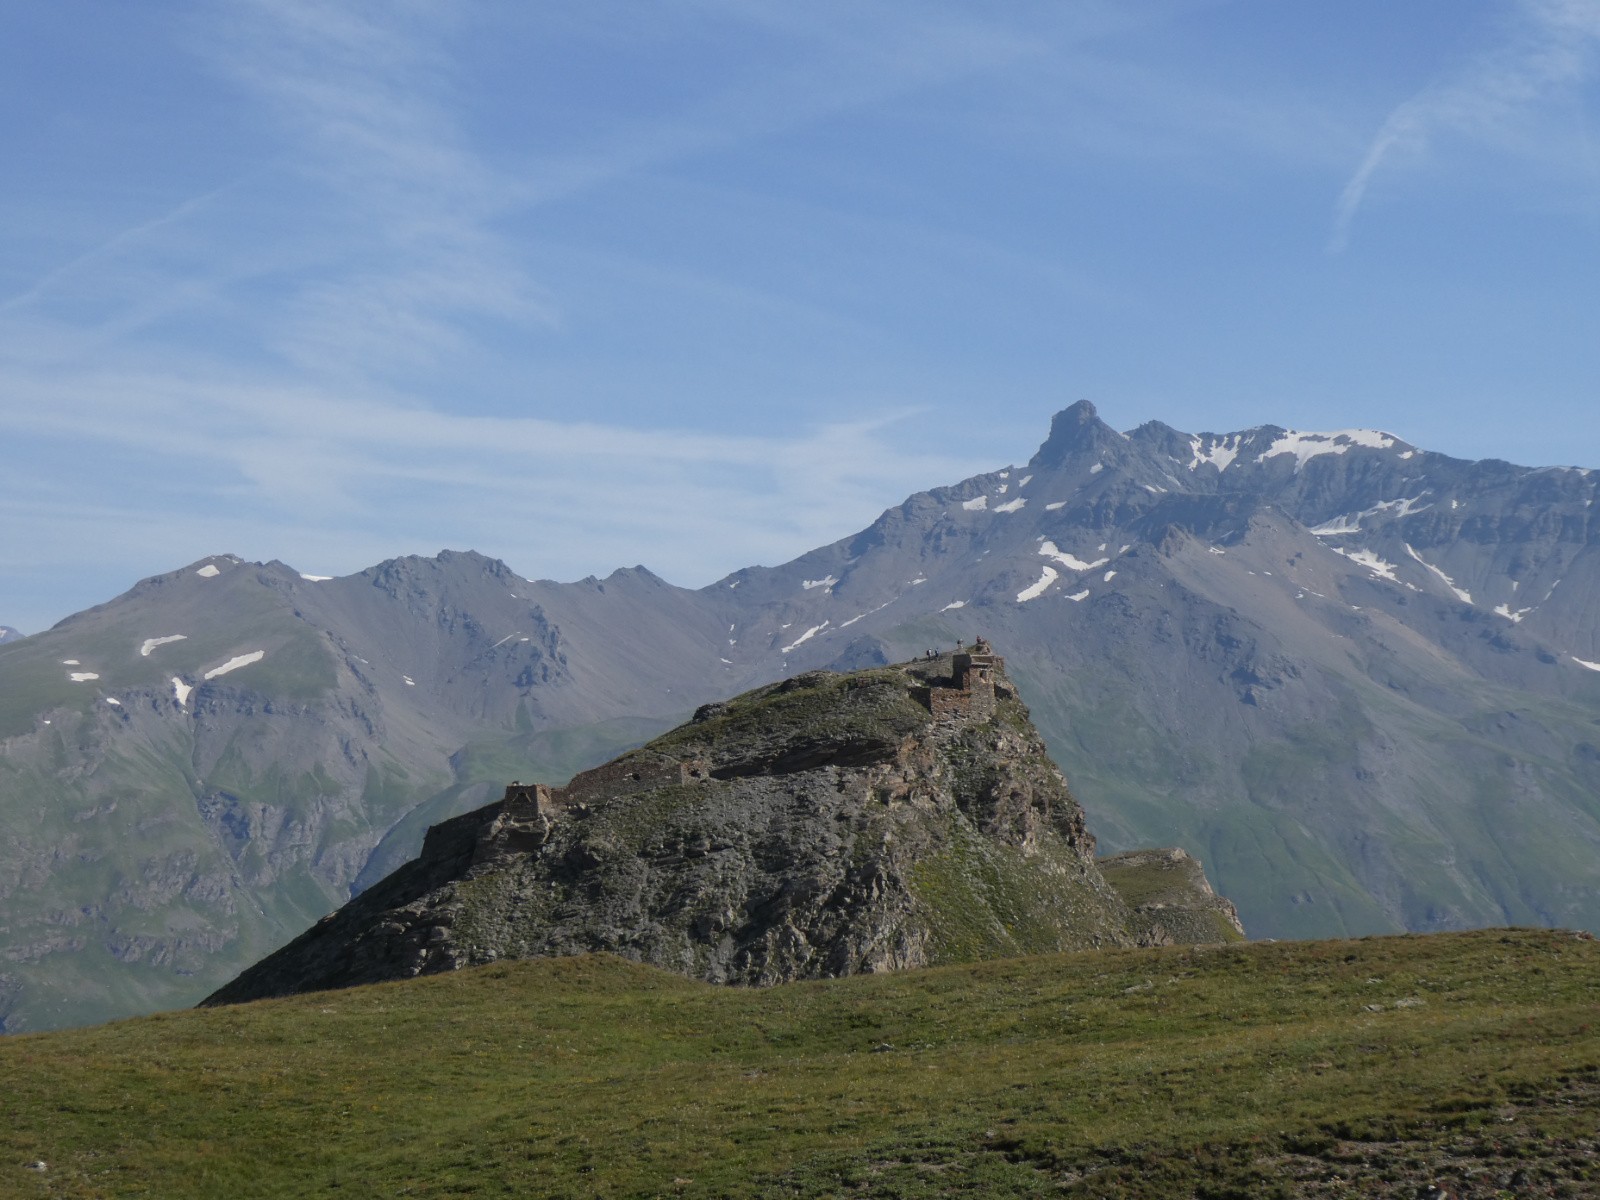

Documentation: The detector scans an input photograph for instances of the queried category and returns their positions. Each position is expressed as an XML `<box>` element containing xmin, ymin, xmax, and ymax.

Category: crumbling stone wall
<box><xmin>552</xmin><ymin>755</ymin><xmax>710</xmax><ymax>808</ymax></box>
<box><xmin>923</xmin><ymin>650</ymin><xmax>1005</xmax><ymax>720</ymax></box>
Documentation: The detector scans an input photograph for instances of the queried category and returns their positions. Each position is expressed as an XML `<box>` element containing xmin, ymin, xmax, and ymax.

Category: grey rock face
<box><xmin>205</xmin><ymin>653</ymin><xmax>1237</xmax><ymax>1005</ymax></box>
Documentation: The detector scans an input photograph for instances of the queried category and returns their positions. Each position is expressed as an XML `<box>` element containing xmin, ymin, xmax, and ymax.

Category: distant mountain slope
<box><xmin>0</xmin><ymin>625</ymin><xmax>23</xmax><ymax>643</ymax></box>
<box><xmin>4</xmin><ymin>401</ymin><xmax>1599</xmax><ymax>1031</ymax></box>
<box><xmin>0</xmin><ymin>552</ymin><xmax>722</xmax><ymax>1031</ymax></box>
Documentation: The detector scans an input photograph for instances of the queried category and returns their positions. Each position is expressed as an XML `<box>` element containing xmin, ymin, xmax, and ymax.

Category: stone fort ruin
<box><xmin>464</xmin><ymin>644</ymin><xmax>1013</xmax><ymax>867</ymax></box>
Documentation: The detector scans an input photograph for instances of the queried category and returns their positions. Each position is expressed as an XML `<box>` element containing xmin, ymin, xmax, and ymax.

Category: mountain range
<box><xmin>3</xmin><ymin>400</ymin><xmax>1598</xmax><ymax>1031</ymax></box>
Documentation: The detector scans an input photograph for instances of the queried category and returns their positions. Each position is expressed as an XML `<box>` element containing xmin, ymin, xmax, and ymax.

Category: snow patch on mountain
<box><xmin>203</xmin><ymin>651</ymin><xmax>265</xmax><ymax>680</ymax></box>
<box><xmin>802</xmin><ymin>576</ymin><xmax>837</xmax><ymax>591</ymax></box>
<box><xmin>994</xmin><ymin>497</ymin><xmax>1027</xmax><ymax>513</ymax></box>
<box><xmin>1403</xmin><ymin>545</ymin><xmax>1472</xmax><ymax>604</ymax></box>
<box><xmin>1262</xmin><ymin>430</ymin><xmax>1398</xmax><ymax>471</ymax></box>
<box><xmin>782</xmin><ymin>622</ymin><xmax>829</xmax><ymax>653</ymax></box>
<box><xmin>1188</xmin><ymin>434</ymin><xmax>1245</xmax><ymax>472</ymax></box>
<box><xmin>171</xmin><ymin>678</ymin><xmax>192</xmax><ymax>707</ymax></box>
<box><xmin>1332</xmin><ymin>547</ymin><xmax>1400</xmax><ymax>582</ymax></box>
<box><xmin>196</xmin><ymin>564</ymin><xmax>221</xmax><ymax>578</ymax></box>
<box><xmin>1017</xmin><ymin>566</ymin><xmax>1058</xmax><ymax>603</ymax></box>
<box><xmin>1311</xmin><ymin>494</ymin><xmax>1432</xmax><ymax>536</ymax></box>
<box><xmin>1039</xmin><ymin>541</ymin><xmax>1109</xmax><ymax>573</ymax></box>
<box><xmin>961</xmin><ymin>495</ymin><xmax>988</xmax><ymax>512</ymax></box>
<box><xmin>841</xmin><ymin>599</ymin><xmax>898</xmax><ymax>629</ymax></box>
<box><xmin>140</xmin><ymin>635</ymin><xmax>187</xmax><ymax>657</ymax></box>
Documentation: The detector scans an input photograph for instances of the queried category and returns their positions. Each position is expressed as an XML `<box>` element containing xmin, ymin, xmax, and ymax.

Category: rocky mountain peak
<box><xmin>367</xmin><ymin>548</ymin><xmax>514</xmax><ymax>582</ymax></box>
<box><xmin>0</xmin><ymin>625</ymin><xmax>23</xmax><ymax>644</ymax></box>
<box><xmin>605</xmin><ymin>564</ymin><xmax>667</xmax><ymax>586</ymax></box>
<box><xmin>1031</xmin><ymin>399</ymin><xmax>1125</xmax><ymax>468</ymax></box>
<box><xmin>203</xmin><ymin>649</ymin><xmax>1242</xmax><ymax>1006</ymax></box>
<box><xmin>1127</xmin><ymin>419</ymin><xmax>1196</xmax><ymax>462</ymax></box>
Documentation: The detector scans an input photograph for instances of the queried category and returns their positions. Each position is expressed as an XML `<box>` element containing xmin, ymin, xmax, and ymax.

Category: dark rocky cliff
<box><xmin>205</xmin><ymin>651</ymin><xmax>1242</xmax><ymax>1004</ymax></box>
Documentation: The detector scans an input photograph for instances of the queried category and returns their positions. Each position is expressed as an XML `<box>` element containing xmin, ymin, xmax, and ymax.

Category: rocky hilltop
<box><xmin>205</xmin><ymin>649</ymin><xmax>1241</xmax><ymax>1004</ymax></box>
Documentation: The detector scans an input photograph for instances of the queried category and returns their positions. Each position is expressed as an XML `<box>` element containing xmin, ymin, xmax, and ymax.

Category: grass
<box><xmin>649</xmin><ymin>668</ymin><xmax>928</xmax><ymax>758</ymax></box>
<box><xmin>908</xmin><ymin>823</ymin><xmax>1124</xmax><ymax>961</ymax></box>
<box><xmin>2</xmin><ymin>928</ymin><xmax>1596</xmax><ymax>1198</ymax></box>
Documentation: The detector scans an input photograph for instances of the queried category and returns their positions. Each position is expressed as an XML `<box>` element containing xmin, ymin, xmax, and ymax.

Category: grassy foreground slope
<box><xmin>3</xmin><ymin>930</ymin><xmax>1598</xmax><ymax>1199</ymax></box>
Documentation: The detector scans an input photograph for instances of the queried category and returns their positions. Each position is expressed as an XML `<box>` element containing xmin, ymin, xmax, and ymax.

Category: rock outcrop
<box><xmin>205</xmin><ymin>650</ymin><xmax>1241</xmax><ymax>1005</ymax></box>
<box><xmin>1098</xmin><ymin>847</ymin><xmax>1245</xmax><ymax>946</ymax></box>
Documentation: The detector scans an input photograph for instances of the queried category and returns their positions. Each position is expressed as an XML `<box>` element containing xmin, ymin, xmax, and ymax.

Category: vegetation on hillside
<box><xmin>3</xmin><ymin>928</ymin><xmax>1596</xmax><ymax>1198</ymax></box>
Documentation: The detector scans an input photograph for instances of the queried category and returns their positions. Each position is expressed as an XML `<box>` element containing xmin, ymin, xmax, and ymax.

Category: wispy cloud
<box><xmin>198</xmin><ymin>0</ymin><xmax>557</xmax><ymax>378</ymax></box>
<box><xmin>18</xmin><ymin>0</ymin><xmax>1407</xmax><ymax>632</ymax></box>
<box><xmin>500</xmin><ymin>4</ymin><xmax>1040</xmax><ymax>216</ymax></box>
<box><xmin>1332</xmin><ymin>0</ymin><xmax>1600</xmax><ymax>251</ymax></box>
<box><xmin>0</xmin><ymin>359</ymin><xmax>992</xmax><ymax>605</ymax></box>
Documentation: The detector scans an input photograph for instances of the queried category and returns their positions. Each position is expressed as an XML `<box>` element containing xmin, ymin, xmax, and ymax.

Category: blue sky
<box><xmin>4</xmin><ymin>0</ymin><xmax>1600</xmax><ymax>632</ymax></box>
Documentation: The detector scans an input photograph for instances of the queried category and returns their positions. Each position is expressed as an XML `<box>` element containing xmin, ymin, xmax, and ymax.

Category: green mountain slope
<box><xmin>3</xmin><ymin>929</ymin><xmax>1596</xmax><ymax>1198</ymax></box>
<box><xmin>0</xmin><ymin>555</ymin><xmax>693</xmax><ymax>1031</ymax></box>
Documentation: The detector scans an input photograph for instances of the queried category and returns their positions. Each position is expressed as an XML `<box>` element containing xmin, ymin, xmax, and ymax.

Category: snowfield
<box><xmin>203</xmin><ymin>651</ymin><xmax>265</xmax><ymax>680</ymax></box>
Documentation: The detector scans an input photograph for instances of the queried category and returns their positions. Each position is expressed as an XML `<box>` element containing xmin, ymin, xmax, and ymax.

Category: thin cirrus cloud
<box><xmin>1331</xmin><ymin>0</ymin><xmax>1600</xmax><ymax>251</ymax></box>
<box><xmin>0</xmin><ymin>0</ymin><xmax>1026</xmax><ymax>633</ymax></box>
<box><xmin>0</xmin><ymin>360</ymin><xmax>991</xmax><ymax>592</ymax></box>
<box><xmin>197</xmin><ymin>0</ymin><xmax>558</xmax><ymax>376</ymax></box>
<box><xmin>201</xmin><ymin>0</ymin><xmax>1042</xmax><ymax>380</ymax></box>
